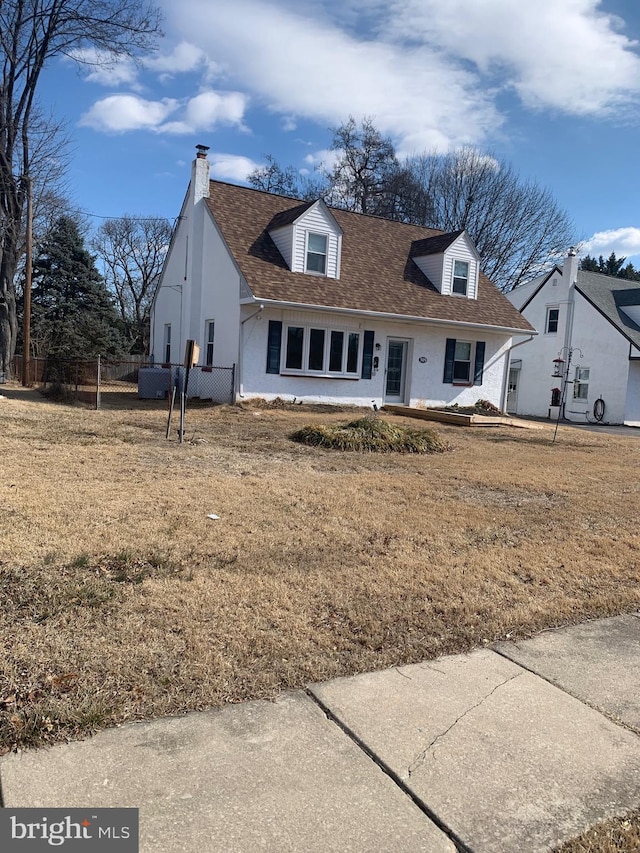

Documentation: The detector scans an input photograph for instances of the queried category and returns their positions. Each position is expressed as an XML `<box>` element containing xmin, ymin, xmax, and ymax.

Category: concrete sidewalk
<box><xmin>2</xmin><ymin>613</ymin><xmax>640</xmax><ymax>852</ymax></box>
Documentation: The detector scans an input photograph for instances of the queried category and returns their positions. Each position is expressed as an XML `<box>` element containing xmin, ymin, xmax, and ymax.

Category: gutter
<box><xmin>239</xmin><ymin>296</ymin><xmax>535</xmax><ymax>338</ymax></box>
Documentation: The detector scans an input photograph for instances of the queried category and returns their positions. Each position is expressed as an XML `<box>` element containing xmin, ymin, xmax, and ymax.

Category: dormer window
<box><xmin>306</xmin><ymin>232</ymin><xmax>327</xmax><ymax>274</ymax></box>
<box><xmin>453</xmin><ymin>260</ymin><xmax>469</xmax><ymax>295</ymax></box>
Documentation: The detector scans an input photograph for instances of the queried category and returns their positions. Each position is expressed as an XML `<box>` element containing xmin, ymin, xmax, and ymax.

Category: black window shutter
<box><xmin>474</xmin><ymin>341</ymin><xmax>486</xmax><ymax>386</ymax></box>
<box><xmin>443</xmin><ymin>338</ymin><xmax>456</xmax><ymax>383</ymax></box>
<box><xmin>361</xmin><ymin>330</ymin><xmax>375</xmax><ymax>379</ymax></box>
<box><xmin>266</xmin><ymin>320</ymin><xmax>282</xmax><ymax>374</ymax></box>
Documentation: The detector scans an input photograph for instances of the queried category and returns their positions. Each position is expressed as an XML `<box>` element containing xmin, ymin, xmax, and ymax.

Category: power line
<box><xmin>72</xmin><ymin>208</ymin><xmax>180</xmax><ymax>224</ymax></box>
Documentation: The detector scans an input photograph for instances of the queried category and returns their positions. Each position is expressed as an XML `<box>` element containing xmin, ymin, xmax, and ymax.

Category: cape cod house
<box><xmin>149</xmin><ymin>147</ymin><xmax>533</xmax><ymax>409</ymax></box>
<box><xmin>506</xmin><ymin>251</ymin><xmax>640</xmax><ymax>425</ymax></box>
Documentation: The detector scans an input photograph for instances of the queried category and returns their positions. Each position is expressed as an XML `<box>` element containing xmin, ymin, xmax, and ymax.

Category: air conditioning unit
<box><xmin>138</xmin><ymin>367</ymin><xmax>170</xmax><ymax>399</ymax></box>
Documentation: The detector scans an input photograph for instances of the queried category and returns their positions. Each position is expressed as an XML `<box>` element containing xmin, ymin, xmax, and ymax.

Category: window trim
<box><xmin>305</xmin><ymin>231</ymin><xmax>328</xmax><ymax>276</ymax></box>
<box><xmin>204</xmin><ymin>319</ymin><xmax>215</xmax><ymax>366</ymax></box>
<box><xmin>281</xmin><ymin>323</ymin><xmax>362</xmax><ymax>378</ymax></box>
<box><xmin>545</xmin><ymin>307</ymin><xmax>559</xmax><ymax>334</ymax></box>
<box><xmin>452</xmin><ymin>259</ymin><xmax>469</xmax><ymax>296</ymax></box>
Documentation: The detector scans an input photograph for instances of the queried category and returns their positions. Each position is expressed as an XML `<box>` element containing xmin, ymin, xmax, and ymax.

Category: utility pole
<box><xmin>22</xmin><ymin>175</ymin><xmax>33</xmax><ymax>386</ymax></box>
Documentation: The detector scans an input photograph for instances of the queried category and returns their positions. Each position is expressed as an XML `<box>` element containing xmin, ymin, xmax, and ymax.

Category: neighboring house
<box><xmin>506</xmin><ymin>251</ymin><xmax>640</xmax><ymax>425</ymax></box>
<box><xmin>149</xmin><ymin>147</ymin><xmax>533</xmax><ymax>409</ymax></box>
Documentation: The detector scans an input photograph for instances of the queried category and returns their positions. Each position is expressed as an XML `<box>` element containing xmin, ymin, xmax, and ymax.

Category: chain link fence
<box><xmin>11</xmin><ymin>356</ymin><xmax>235</xmax><ymax>408</ymax></box>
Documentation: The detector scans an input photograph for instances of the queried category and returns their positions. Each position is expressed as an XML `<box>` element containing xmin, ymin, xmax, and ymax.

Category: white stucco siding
<box><xmin>292</xmin><ymin>206</ymin><xmax>340</xmax><ymax>278</ymax></box>
<box><xmin>150</xmin><ymin>200</ymin><xmax>241</xmax><ymax>388</ymax></box>
<box><xmin>240</xmin><ymin>308</ymin><xmax>510</xmax><ymax>409</ymax></box>
<box><xmin>150</xmin><ymin>214</ymin><xmax>189</xmax><ymax>363</ymax></box>
<box><xmin>195</xmin><ymin>213</ymin><xmax>241</xmax><ymax>370</ymax></box>
<box><xmin>569</xmin><ymin>297</ymin><xmax>630</xmax><ymax>424</ymax></box>
<box><xmin>509</xmin><ymin>276</ymin><xmax>631</xmax><ymax>423</ymax></box>
<box><xmin>507</xmin><ymin>274</ymin><xmax>572</xmax><ymax>418</ymax></box>
<box><xmin>624</xmin><ymin>361</ymin><xmax>640</xmax><ymax>425</ymax></box>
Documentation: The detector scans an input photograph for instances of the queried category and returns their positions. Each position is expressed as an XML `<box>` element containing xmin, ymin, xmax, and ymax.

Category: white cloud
<box><xmin>79</xmin><ymin>95</ymin><xmax>178</xmax><ymax>132</ymax></box>
<box><xmin>385</xmin><ymin>0</ymin><xmax>640</xmax><ymax>116</ymax></box>
<box><xmin>159</xmin><ymin>0</ymin><xmax>640</xmax><ymax>159</ymax></box>
<box><xmin>159</xmin><ymin>91</ymin><xmax>247</xmax><ymax>134</ymax></box>
<box><xmin>582</xmin><ymin>227</ymin><xmax>640</xmax><ymax>260</ymax></box>
<box><xmin>80</xmin><ymin>90</ymin><xmax>246</xmax><ymax>135</ymax></box>
<box><xmin>67</xmin><ymin>48</ymin><xmax>138</xmax><ymax>87</ymax></box>
<box><xmin>144</xmin><ymin>41</ymin><xmax>219</xmax><ymax>79</ymax></box>
<box><xmin>185</xmin><ymin>91</ymin><xmax>246</xmax><ymax>128</ymax></box>
<box><xmin>209</xmin><ymin>153</ymin><xmax>259</xmax><ymax>182</ymax></box>
<box><xmin>161</xmin><ymin>0</ymin><xmax>501</xmax><ymax>152</ymax></box>
<box><xmin>303</xmin><ymin>148</ymin><xmax>340</xmax><ymax>170</ymax></box>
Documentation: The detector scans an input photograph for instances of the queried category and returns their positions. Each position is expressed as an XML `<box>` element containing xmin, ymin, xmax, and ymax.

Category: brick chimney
<box><xmin>562</xmin><ymin>246</ymin><xmax>578</xmax><ymax>287</ymax></box>
<box><xmin>192</xmin><ymin>144</ymin><xmax>210</xmax><ymax>203</ymax></box>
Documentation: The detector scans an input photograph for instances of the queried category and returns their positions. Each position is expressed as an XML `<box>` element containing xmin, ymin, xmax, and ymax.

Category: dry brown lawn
<box><xmin>1</xmin><ymin>386</ymin><xmax>640</xmax><ymax>766</ymax></box>
<box><xmin>554</xmin><ymin>808</ymin><xmax>640</xmax><ymax>852</ymax></box>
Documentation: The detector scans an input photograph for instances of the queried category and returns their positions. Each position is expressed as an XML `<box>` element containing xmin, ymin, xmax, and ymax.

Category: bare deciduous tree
<box><xmin>402</xmin><ymin>148</ymin><xmax>575</xmax><ymax>290</ymax></box>
<box><xmin>92</xmin><ymin>215</ymin><xmax>172</xmax><ymax>354</ymax></box>
<box><xmin>322</xmin><ymin>116</ymin><xmax>399</xmax><ymax>216</ymax></box>
<box><xmin>0</xmin><ymin>0</ymin><xmax>161</xmax><ymax>376</ymax></box>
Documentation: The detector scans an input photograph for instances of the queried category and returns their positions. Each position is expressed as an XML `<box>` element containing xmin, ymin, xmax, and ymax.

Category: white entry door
<box><xmin>384</xmin><ymin>339</ymin><xmax>409</xmax><ymax>403</ymax></box>
<box><xmin>507</xmin><ymin>367</ymin><xmax>519</xmax><ymax>413</ymax></box>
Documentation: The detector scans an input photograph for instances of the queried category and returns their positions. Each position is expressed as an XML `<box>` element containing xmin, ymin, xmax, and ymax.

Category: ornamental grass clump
<box><xmin>290</xmin><ymin>416</ymin><xmax>451</xmax><ymax>453</ymax></box>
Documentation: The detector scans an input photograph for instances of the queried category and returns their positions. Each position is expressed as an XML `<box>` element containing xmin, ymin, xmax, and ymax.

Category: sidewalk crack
<box><xmin>407</xmin><ymin>672</ymin><xmax>523</xmax><ymax>778</ymax></box>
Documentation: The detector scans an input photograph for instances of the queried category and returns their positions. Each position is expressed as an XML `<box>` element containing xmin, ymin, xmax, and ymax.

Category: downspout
<box><xmin>500</xmin><ymin>334</ymin><xmax>535</xmax><ymax>413</ymax></box>
<box><xmin>238</xmin><ymin>303</ymin><xmax>265</xmax><ymax>398</ymax></box>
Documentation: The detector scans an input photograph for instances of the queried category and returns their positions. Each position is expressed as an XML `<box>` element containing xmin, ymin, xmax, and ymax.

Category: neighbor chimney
<box><xmin>192</xmin><ymin>144</ymin><xmax>210</xmax><ymax>202</ymax></box>
<box><xmin>563</xmin><ymin>246</ymin><xmax>578</xmax><ymax>288</ymax></box>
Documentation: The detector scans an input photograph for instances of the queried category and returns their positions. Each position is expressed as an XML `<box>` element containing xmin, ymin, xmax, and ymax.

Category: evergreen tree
<box><xmin>580</xmin><ymin>252</ymin><xmax>640</xmax><ymax>281</ymax></box>
<box><xmin>31</xmin><ymin>216</ymin><xmax>126</xmax><ymax>359</ymax></box>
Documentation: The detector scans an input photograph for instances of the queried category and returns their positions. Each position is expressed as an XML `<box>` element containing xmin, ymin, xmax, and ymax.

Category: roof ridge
<box><xmin>207</xmin><ymin>178</ymin><xmax>445</xmax><ymax>236</ymax></box>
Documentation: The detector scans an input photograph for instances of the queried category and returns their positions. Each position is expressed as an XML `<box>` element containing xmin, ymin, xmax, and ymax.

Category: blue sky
<box><xmin>38</xmin><ymin>0</ymin><xmax>640</xmax><ymax>267</ymax></box>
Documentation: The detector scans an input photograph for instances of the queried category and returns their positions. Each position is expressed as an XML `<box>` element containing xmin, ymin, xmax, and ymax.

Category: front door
<box><xmin>385</xmin><ymin>339</ymin><xmax>408</xmax><ymax>403</ymax></box>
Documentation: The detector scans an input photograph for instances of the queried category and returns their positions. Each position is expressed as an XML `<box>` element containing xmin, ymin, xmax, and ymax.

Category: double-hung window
<box><xmin>306</xmin><ymin>232</ymin><xmax>327</xmax><ymax>274</ymax></box>
<box><xmin>204</xmin><ymin>320</ymin><xmax>215</xmax><ymax>366</ymax></box>
<box><xmin>283</xmin><ymin>324</ymin><xmax>361</xmax><ymax>376</ymax></box>
<box><xmin>452</xmin><ymin>341</ymin><xmax>472</xmax><ymax>382</ymax></box>
<box><xmin>443</xmin><ymin>338</ymin><xmax>486</xmax><ymax>386</ymax></box>
<box><xmin>452</xmin><ymin>260</ymin><xmax>469</xmax><ymax>295</ymax></box>
<box><xmin>574</xmin><ymin>367</ymin><xmax>589</xmax><ymax>399</ymax></box>
<box><xmin>546</xmin><ymin>307</ymin><xmax>559</xmax><ymax>334</ymax></box>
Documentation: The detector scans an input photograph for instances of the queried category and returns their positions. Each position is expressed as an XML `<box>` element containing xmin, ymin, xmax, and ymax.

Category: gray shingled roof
<box><xmin>205</xmin><ymin>181</ymin><xmax>533</xmax><ymax>332</ymax></box>
<box><xmin>576</xmin><ymin>271</ymin><xmax>640</xmax><ymax>349</ymax></box>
